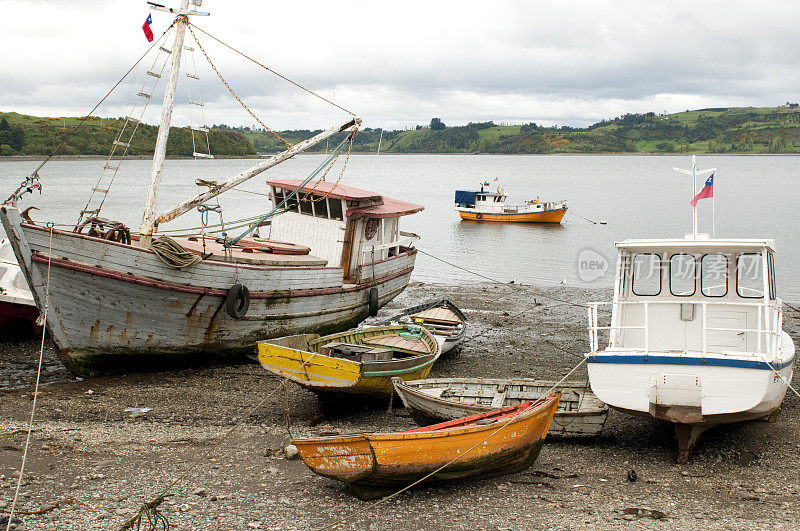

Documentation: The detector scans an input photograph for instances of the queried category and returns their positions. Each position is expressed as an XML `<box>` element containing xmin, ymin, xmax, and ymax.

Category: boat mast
<box><xmin>139</xmin><ymin>0</ymin><xmax>191</xmax><ymax>248</ymax></box>
<box><xmin>673</xmin><ymin>155</ymin><xmax>715</xmax><ymax>240</ymax></box>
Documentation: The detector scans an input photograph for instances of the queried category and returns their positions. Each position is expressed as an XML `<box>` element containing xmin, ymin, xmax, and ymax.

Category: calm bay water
<box><xmin>1</xmin><ymin>154</ymin><xmax>798</xmax><ymax>301</ymax></box>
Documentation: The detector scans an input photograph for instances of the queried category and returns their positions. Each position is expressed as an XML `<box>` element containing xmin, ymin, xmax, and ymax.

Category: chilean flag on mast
<box><xmin>142</xmin><ymin>14</ymin><xmax>154</xmax><ymax>42</ymax></box>
<box><xmin>690</xmin><ymin>173</ymin><xmax>714</xmax><ymax>207</ymax></box>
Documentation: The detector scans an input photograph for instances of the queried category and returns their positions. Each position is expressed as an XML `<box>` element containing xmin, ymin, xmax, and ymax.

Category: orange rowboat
<box><xmin>292</xmin><ymin>394</ymin><xmax>560</xmax><ymax>499</ymax></box>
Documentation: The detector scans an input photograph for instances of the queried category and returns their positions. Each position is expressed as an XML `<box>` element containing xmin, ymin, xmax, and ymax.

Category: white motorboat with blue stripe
<box><xmin>585</xmin><ymin>157</ymin><xmax>795</xmax><ymax>462</ymax></box>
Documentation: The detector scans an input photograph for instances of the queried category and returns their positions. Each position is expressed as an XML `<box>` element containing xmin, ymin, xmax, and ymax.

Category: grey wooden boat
<box><xmin>392</xmin><ymin>377</ymin><xmax>608</xmax><ymax>437</ymax></box>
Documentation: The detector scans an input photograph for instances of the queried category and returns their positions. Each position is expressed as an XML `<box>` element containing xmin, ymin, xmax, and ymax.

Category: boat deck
<box><xmin>176</xmin><ymin>237</ymin><xmax>329</xmax><ymax>267</ymax></box>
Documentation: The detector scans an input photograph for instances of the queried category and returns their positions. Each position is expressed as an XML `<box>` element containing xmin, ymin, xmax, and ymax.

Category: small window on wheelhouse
<box><xmin>701</xmin><ymin>254</ymin><xmax>728</xmax><ymax>297</ymax></box>
<box><xmin>737</xmin><ymin>253</ymin><xmax>764</xmax><ymax>299</ymax></box>
<box><xmin>767</xmin><ymin>251</ymin><xmax>776</xmax><ymax>300</ymax></box>
<box><xmin>298</xmin><ymin>194</ymin><xmax>314</xmax><ymax>215</ymax></box>
<box><xmin>632</xmin><ymin>253</ymin><xmax>661</xmax><ymax>296</ymax></box>
<box><xmin>328</xmin><ymin>198</ymin><xmax>343</xmax><ymax>221</ymax></box>
<box><xmin>273</xmin><ymin>187</ymin><xmax>286</xmax><ymax>206</ymax></box>
<box><xmin>670</xmin><ymin>254</ymin><xmax>696</xmax><ymax>296</ymax></box>
<box><xmin>312</xmin><ymin>195</ymin><xmax>329</xmax><ymax>219</ymax></box>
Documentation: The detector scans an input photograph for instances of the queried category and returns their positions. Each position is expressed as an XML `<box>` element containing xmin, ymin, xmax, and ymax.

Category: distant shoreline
<box><xmin>1</xmin><ymin>152</ymin><xmax>799</xmax><ymax>162</ymax></box>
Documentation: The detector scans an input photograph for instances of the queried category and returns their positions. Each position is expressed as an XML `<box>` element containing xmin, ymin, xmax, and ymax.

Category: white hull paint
<box><xmin>588</xmin><ymin>340</ymin><xmax>794</xmax><ymax>426</ymax></box>
<box><xmin>1</xmin><ymin>207</ymin><xmax>416</xmax><ymax>375</ymax></box>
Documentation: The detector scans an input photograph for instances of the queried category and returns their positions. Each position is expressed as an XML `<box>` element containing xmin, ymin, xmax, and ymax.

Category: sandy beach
<box><xmin>1</xmin><ymin>282</ymin><xmax>799</xmax><ymax>530</ymax></box>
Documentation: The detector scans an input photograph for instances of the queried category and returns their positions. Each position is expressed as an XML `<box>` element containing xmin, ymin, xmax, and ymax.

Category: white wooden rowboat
<box><xmin>371</xmin><ymin>299</ymin><xmax>467</xmax><ymax>354</ymax></box>
<box><xmin>392</xmin><ymin>377</ymin><xmax>608</xmax><ymax>437</ymax></box>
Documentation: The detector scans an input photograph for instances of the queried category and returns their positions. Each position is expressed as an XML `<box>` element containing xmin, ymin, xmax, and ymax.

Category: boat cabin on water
<box><xmin>453</xmin><ymin>185</ymin><xmax>568</xmax><ymax>223</ymax></box>
<box><xmin>266</xmin><ymin>179</ymin><xmax>423</xmax><ymax>282</ymax></box>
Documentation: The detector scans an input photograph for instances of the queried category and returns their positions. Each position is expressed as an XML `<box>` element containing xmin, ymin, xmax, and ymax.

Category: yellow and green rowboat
<box><xmin>257</xmin><ymin>325</ymin><xmax>441</xmax><ymax>396</ymax></box>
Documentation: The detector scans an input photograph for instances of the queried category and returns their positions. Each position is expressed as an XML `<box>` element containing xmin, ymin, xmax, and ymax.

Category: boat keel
<box><xmin>674</xmin><ymin>424</ymin><xmax>709</xmax><ymax>464</ymax></box>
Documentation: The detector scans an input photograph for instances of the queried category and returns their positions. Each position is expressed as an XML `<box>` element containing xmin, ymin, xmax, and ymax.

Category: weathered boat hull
<box><xmin>258</xmin><ymin>326</ymin><xmax>440</xmax><ymax>396</ymax></box>
<box><xmin>393</xmin><ymin>377</ymin><xmax>608</xmax><ymax>437</ymax></box>
<box><xmin>293</xmin><ymin>397</ymin><xmax>560</xmax><ymax>499</ymax></box>
<box><xmin>458</xmin><ymin>207</ymin><xmax>567</xmax><ymax>223</ymax></box>
<box><xmin>1</xmin><ymin>208</ymin><xmax>416</xmax><ymax>375</ymax></box>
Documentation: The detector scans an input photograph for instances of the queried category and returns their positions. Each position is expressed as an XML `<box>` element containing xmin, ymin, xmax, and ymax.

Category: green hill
<box><xmin>3</xmin><ymin>104</ymin><xmax>800</xmax><ymax>156</ymax></box>
<box><xmin>0</xmin><ymin>111</ymin><xmax>256</xmax><ymax>157</ymax></box>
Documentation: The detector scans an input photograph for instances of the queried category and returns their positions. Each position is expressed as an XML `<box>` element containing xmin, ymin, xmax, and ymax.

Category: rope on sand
<box><xmin>314</xmin><ymin>357</ymin><xmax>588</xmax><ymax>531</ymax></box>
<box><xmin>5</xmin><ymin>225</ymin><xmax>54</xmax><ymax>531</ymax></box>
<box><xmin>120</xmin><ymin>354</ymin><xmax>321</xmax><ymax>531</ymax></box>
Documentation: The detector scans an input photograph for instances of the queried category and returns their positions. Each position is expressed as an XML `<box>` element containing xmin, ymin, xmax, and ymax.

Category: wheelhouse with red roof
<box><xmin>266</xmin><ymin>179</ymin><xmax>423</xmax><ymax>283</ymax></box>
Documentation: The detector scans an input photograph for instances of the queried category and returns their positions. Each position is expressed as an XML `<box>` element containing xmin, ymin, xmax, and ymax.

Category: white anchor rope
<box><xmin>5</xmin><ymin>225</ymin><xmax>53</xmax><ymax>531</ymax></box>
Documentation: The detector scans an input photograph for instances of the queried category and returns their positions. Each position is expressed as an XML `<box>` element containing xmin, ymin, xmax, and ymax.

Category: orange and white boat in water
<box><xmin>454</xmin><ymin>182</ymin><xmax>567</xmax><ymax>223</ymax></box>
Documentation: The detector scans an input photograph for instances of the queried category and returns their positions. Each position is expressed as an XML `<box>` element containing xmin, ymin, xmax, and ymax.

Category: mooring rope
<box><xmin>5</xmin><ymin>225</ymin><xmax>54</xmax><ymax>531</ymax></box>
<box><xmin>149</xmin><ymin>236</ymin><xmax>202</xmax><ymax>269</ymax></box>
<box><xmin>120</xmin><ymin>353</ymin><xmax>321</xmax><ymax>531</ymax></box>
<box><xmin>415</xmin><ymin>248</ymin><xmax>608</xmax><ymax>312</ymax></box>
<box><xmin>314</xmin><ymin>357</ymin><xmax>588</xmax><ymax>530</ymax></box>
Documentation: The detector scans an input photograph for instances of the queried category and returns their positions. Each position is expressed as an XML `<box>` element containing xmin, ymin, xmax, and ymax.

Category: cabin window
<box><xmin>767</xmin><ymin>251</ymin><xmax>776</xmax><ymax>300</ymax></box>
<box><xmin>298</xmin><ymin>194</ymin><xmax>314</xmax><ymax>215</ymax></box>
<box><xmin>313</xmin><ymin>195</ymin><xmax>329</xmax><ymax>219</ymax></box>
<box><xmin>273</xmin><ymin>187</ymin><xmax>286</xmax><ymax>206</ymax></box>
<box><xmin>328</xmin><ymin>198</ymin><xmax>343</xmax><ymax>220</ymax></box>
<box><xmin>669</xmin><ymin>253</ymin><xmax>696</xmax><ymax>297</ymax></box>
<box><xmin>736</xmin><ymin>253</ymin><xmax>764</xmax><ymax>299</ymax></box>
<box><xmin>701</xmin><ymin>254</ymin><xmax>728</xmax><ymax>297</ymax></box>
<box><xmin>631</xmin><ymin>253</ymin><xmax>661</xmax><ymax>296</ymax></box>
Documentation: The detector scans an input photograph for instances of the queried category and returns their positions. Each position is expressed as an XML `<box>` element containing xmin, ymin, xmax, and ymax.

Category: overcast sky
<box><xmin>2</xmin><ymin>0</ymin><xmax>799</xmax><ymax>131</ymax></box>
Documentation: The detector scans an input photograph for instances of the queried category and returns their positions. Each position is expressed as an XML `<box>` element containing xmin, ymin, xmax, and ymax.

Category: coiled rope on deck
<box><xmin>149</xmin><ymin>236</ymin><xmax>202</xmax><ymax>269</ymax></box>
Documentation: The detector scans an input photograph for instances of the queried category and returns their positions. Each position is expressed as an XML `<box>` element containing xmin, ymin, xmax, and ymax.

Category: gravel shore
<box><xmin>1</xmin><ymin>282</ymin><xmax>799</xmax><ymax>530</ymax></box>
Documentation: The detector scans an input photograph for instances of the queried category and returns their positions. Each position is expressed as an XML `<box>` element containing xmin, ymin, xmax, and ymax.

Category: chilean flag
<box><xmin>690</xmin><ymin>173</ymin><xmax>714</xmax><ymax>207</ymax></box>
<box><xmin>142</xmin><ymin>14</ymin><xmax>154</xmax><ymax>43</ymax></box>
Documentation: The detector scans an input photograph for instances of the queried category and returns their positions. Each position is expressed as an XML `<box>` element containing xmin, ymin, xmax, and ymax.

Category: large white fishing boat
<box><xmin>585</xmin><ymin>157</ymin><xmax>795</xmax><ymax>462</ymax></box>
<box><xmin>0</xmin><ymin>1</ymin><xmax>423</xmax><ymax>375</ymax></box>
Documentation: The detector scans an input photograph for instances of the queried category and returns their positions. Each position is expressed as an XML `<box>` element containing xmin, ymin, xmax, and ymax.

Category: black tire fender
<box><xmin>368</xmin><ymin>287</ymin><xmax>379</xmax><ymax>317</ymax></box>
<box><xmin>226</xmin><ymin>283</ymin><xmax>251</xmax><ymax>319</ymax></box>
<box><xmin>476</xmin><ymin>213</ymin><xmax>483</xmax><ymax>219</ymax></box>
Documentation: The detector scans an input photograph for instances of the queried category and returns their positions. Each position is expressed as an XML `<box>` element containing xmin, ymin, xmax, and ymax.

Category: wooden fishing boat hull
<box><xmin>0</xmin><ymin>209</ymin><xmax>416</xmax><ymax>375</ymax></box>
<box><xmin>293</xmin><ymin>396</ymin><xmax>560</xmax><ymax>499</ymax></box>
<box><xmin>393</xmin><ymin>377</ymin><xmax>608</xmax><ymax>437</ymax></box>
<box><xmin>257</xmin><ymin>326</ymin><xmax>440</xmax><ymax>396</ymax></box>
<box><xmin>458</xmin><ymin>207</ymin><xmax>567</xmax><ymax>223</ymax></box>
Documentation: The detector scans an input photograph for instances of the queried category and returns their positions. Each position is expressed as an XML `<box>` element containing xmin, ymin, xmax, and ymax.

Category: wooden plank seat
<box><xmin>367</xmin><ymin>334</ymin><xmax>430</xmax><ymax>354</ymax></box>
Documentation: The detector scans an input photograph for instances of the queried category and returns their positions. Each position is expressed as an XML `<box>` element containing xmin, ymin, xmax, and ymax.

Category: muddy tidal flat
<box><xmin>1</xmin><ymin>283</ymin><xmax>799</xmax><ymax>530</ymax></box>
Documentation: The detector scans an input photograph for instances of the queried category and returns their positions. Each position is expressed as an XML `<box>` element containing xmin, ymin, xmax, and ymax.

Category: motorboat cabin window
<box><xmin>328</xmin><ymin>198</ymin><xmax>343</xmax><ymax>220</ymax></box>
<box><xmin>669</xmin><ymin>253</ymin><xmax>696</xmax><ymax>296</ymax></box>
<box><xmin>736</xmin><ymin>253</ymin><xmax>764</xmax><ymax>299</ymax></box>
<box><xmin>700</xmin><ymin>254</ymin><xmax>728</xmax><ymax>297</ymax></box>
<box><xmin>768</xmin><ymin>251</ymin><xmax>776</xmax><ymax>300</ymax></box>
<box><xmin>631</xmin><ymin>253</ymin><xmax>661</xmax><ymax>296</ymax></box>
